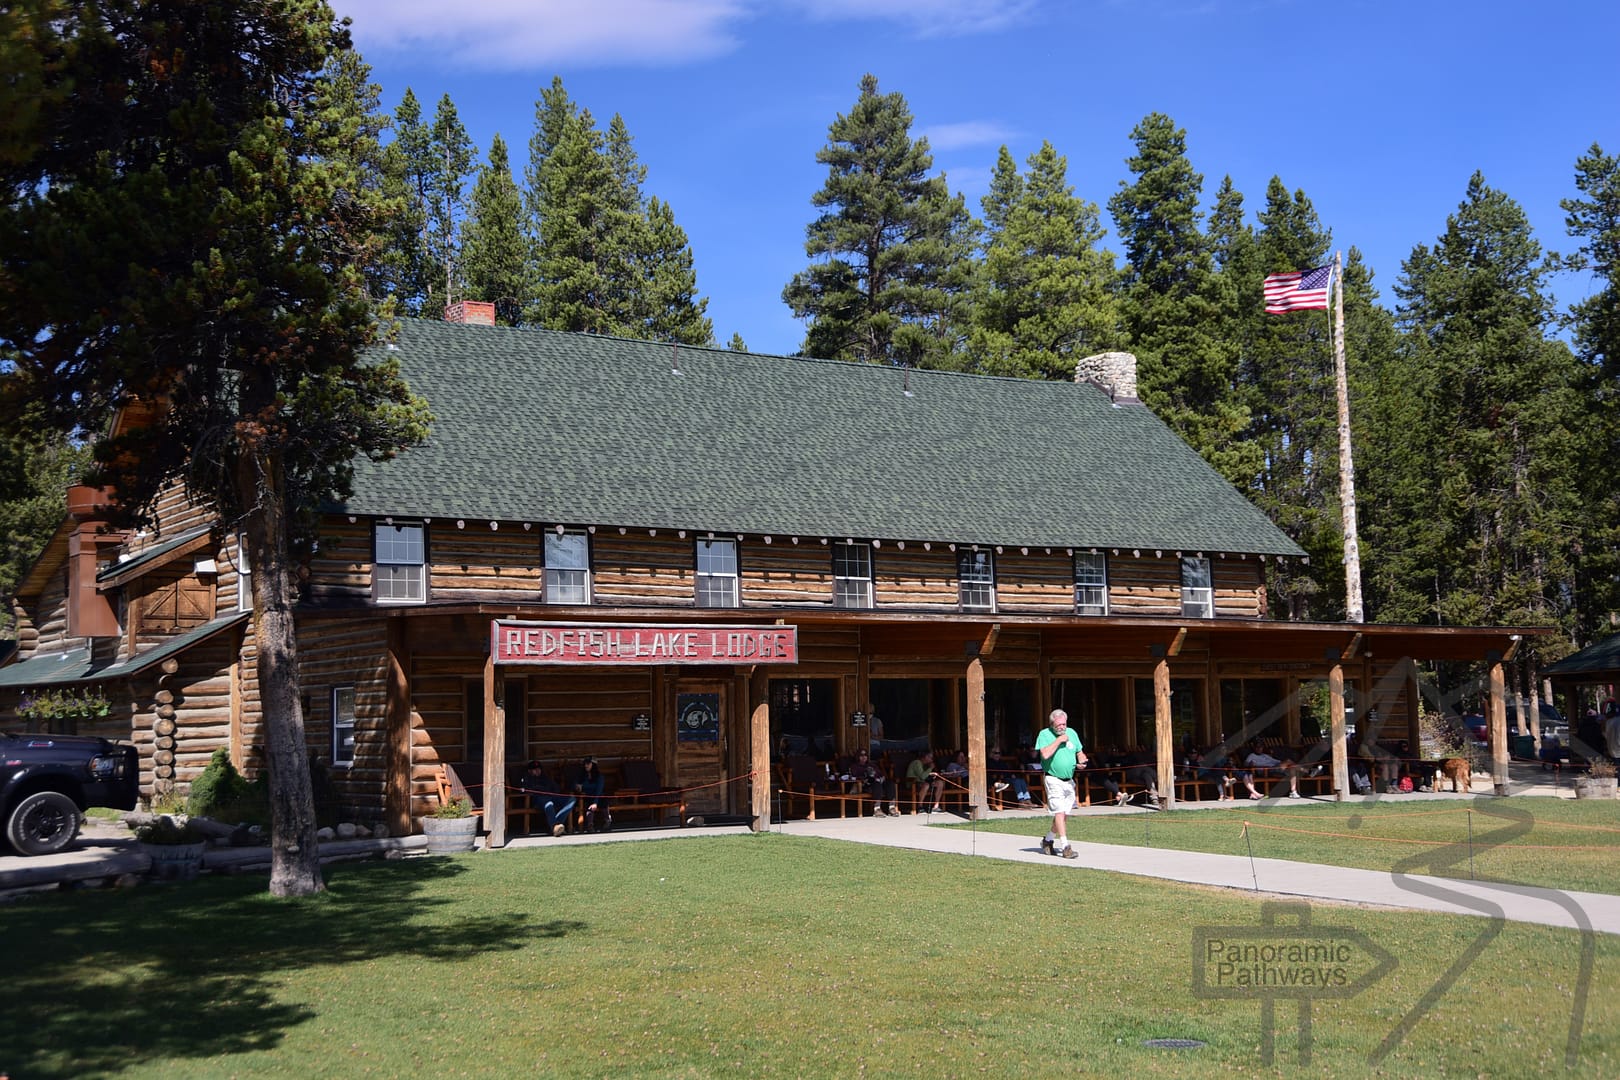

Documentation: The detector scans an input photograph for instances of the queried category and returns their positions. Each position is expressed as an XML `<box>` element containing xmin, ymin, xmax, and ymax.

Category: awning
<box><xmin>0</xmin><ymin>612</ymin><xmax>249</xmax><ymax>689</ymax></box>
<box><xmin>96</xmin><ymin>525</ymin><xmax>214</xmax><ymax>589</ymax></box>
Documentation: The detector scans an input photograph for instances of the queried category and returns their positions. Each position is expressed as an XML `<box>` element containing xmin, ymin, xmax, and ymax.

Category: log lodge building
<box><xmin>2</xmin><ymin>303</ymin><xmax>1536</xmax><ymax>843</ymax></box>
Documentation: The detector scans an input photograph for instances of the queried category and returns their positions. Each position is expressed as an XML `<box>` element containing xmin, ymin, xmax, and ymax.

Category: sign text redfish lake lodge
<box><xmin>490</xmin><ymin>620</ymin><xmax>799</xmax><ymax>666</ymax></box>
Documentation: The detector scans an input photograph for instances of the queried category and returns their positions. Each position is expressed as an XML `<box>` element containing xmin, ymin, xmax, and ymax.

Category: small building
<box><xmin>2</xmin><ymin>306</ymin><xmax>1536</xmax><ymax>838</ymax></box>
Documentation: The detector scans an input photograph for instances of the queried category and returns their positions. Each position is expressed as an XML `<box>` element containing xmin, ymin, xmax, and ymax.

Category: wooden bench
<box><xmin>435</xmin><ymin>762</ymin><xmax>547</xmax><ymax>835</ymax></box>
<box><xmin>611</xmin><ymin>759</ymin><xmax>686</xmax><ymax>825</ymax></box>
<box><xmin>779</xmin><ymin>759</ymin><xmax>870</xmax><ymax>819</ymax></box>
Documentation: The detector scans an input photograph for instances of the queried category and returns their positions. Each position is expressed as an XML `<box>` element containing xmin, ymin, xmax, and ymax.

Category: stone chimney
<box><xmin>443</xmin><ymin>300</ymin><xmax>496</xmax><ymax>326</ymax></box>
<box><xmin>1074</xmin><ymin>351</ymin><xmax>1139</xmax><ymax>403</ymax></box>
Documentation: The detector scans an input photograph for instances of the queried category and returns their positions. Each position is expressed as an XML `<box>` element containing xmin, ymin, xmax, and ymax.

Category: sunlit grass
<box><xmin>3</xmin><ymin>833</ymin><xmax>1616</xmax><ymax>1078</ymax></box>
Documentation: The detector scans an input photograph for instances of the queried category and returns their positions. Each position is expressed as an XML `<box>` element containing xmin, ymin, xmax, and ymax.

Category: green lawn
<box><xmin>3</xmin><ymin>832</ymin><xmax>1615</xmax><ymax>1078</ymax></box>
<box><xmin>969</xmin><ymin>796</ymin><xmax>1620</xmax><ymax>895</ymax></box>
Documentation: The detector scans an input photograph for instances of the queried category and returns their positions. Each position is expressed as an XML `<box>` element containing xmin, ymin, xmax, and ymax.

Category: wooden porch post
<box><xmin>750</xmin><ymin>667</ymin><xmax>770</xmax><ymax>832</ymax></box>
<box><xmin>384</xmin><ymin>619</ymin><xmax>412</xmax><ymax>837</ymax></box>
<box><xmin>1154</xmin><ymin>657</ymin><xmax>1174</xmax><ymax>808</ymax></box>
<box><xmin>1329</xmin><ymin>663</ymin><xmax>1348</xmax><ymax>801</ymax></box>
<box><xmin>1489</xmin><ymin>659</ymin><xmax>1509</xmax><ymax>795</ymax></box>
<box><xmin>967</xmin><ymin>656</ymin><xmax>988</xmax><ymax>819</ymax></box>
<box><xmin>483</xmin><ymin>650</ymin><xmax>506</xmax><ymax>848</ymax></box>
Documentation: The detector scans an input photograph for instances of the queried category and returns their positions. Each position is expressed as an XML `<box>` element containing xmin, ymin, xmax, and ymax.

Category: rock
<box><xmin>336</xmin><ymin>822</ymin><xmax>359</xmax><ymax>840</ymax></box>
<box><xmin>371</xmin><ymin>823</ymin><xmax>389</xmax><ymax>839</ymax></box>
<box><xmin>113</xmin><ymin>874</ymin><xmax>143</xmax><ymax>889</ymax></box>
<box><xmin>315</xmin><ymin>827</ymin><xmax>336</xmax><ymax>842</ymax></box>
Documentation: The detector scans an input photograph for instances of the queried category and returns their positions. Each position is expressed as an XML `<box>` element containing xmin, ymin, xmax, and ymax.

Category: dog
<box><xmin>1438</xmin><ymin>756</ymin><xmax>1472</xmax><ymax>793</ymax></box>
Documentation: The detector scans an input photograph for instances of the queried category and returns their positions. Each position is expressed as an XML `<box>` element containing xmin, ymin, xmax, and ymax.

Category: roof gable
<box><xmin>338</xmin><ymin>320</ymin><xmax>1304</xmax><ymax>558</ymax></box>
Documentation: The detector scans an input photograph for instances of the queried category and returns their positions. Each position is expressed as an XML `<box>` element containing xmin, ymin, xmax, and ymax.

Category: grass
<box><xmin>969</xmin><ymin>796</ymin><xmax>1620</xmax><ymax>895</ymax></box>
<box><xmin>2</xmin><ymin>831</ymin><xmax>1616</xmax><ymax>1078</ymax></box>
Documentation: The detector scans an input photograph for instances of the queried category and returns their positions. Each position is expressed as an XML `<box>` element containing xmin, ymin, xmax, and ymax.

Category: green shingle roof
<box><xmin>337</xmin><ymin>320</ymin><xmax>1304</xmax><ymax>557</ymax></box>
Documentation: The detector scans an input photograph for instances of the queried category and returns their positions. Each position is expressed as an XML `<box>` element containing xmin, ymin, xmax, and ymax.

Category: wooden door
<box><xmin>675</xmin><ymin>683</ymin><xmax>726</xmax><ymax>815</ymax></box>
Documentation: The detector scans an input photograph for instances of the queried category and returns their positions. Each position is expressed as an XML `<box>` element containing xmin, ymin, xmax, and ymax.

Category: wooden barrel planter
<box><xmin>422</xmin><ymin>816</ymin><xmax>478</xmax><ymax>854</ymax></box>
<box><xmin>1573</xmin><ymin>775</ymin><xmax>1617</xmax><ymax>799</ymax></box>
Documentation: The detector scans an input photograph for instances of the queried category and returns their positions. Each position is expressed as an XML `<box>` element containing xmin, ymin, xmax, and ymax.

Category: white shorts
<box><xmin>1044</xmin><ymin>774</ymin><xmax>1079</xmax><ymax>815</ymax></box>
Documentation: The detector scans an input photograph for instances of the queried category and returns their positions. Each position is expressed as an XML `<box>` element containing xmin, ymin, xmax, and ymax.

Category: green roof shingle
<box><xmin>337</xmin><ymin>320</ymin><xmax>1304</xmax><ymax>558</ymax></box>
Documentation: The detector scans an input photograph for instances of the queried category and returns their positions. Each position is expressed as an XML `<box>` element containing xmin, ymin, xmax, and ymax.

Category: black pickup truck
<box><xmin>2</xmin><ymin>731</ymin><xmax>140</xmax><ymax>855</ymax></box>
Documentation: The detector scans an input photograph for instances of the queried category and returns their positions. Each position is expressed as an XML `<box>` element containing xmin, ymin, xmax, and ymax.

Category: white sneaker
<box><xmin>1287</xmin><ymin>791</ymin><xmax>1301</xmax><ymax>798</ymax></box>
<box><xmin>872</xmin><ymin>807</ymin><xmax>886</xmax><ymax>817</ymax></box>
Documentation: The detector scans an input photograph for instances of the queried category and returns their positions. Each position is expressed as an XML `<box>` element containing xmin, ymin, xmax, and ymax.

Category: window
<box><xmin>332</xmin><ymin>685</ymin><xmax>356</xmax><ymax>767</ymax></box>
<box><xmin>696</xmin><ymin>538</ymin><xmax>738</xmax><ymax>607</ymax></box>
<box><xmin>235</xmin><ymin>533</ymin><xmax>252</xmax><ymax>612</ymax></box>
<box><xmin>1074</xmin><ymin>552</ymin><xmax>1108</xmax><ymax>615</ymax></box>
<box><xmin>958</xmin><ymin>549</ymin><xmax>996</xmax><ymax>611</ymax></box>
<box><xmin>1181</xmin><ymin>556</ymin><xmax>1213</xmax><ymax>618</ymax></box>
<box><xmin>833</xmin><ymin>542</ymin><xmax>873</xmax><ymax>609</ymax></box>
<box><xmin>544</xmin><ymin>530</ymin><xmax>591</xmax><ymax>604</ymax></box>
<box><xmin>374</xmin><ymin>522</ymin><xmax>426</xmax><ymax>604</ymax></box>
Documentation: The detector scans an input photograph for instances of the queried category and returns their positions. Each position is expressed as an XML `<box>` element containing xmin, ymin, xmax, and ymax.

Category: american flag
<box><xmin>1262</xmin><ymin>264</ymin><xmax>1332</xmax><ymax>313</ymax></box>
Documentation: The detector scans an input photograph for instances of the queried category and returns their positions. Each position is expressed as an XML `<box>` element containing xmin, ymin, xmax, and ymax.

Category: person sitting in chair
<box><xmin>851</xmin><ymin>749</ymin><xmax>900</xmax><ymax>817</ymax></box>
<box><xmin>578</xmin><ymin>758</ymin><xmax>611</xmax><ymax>833</ymax></box>
<box><xmin>517</xmin><ymin>760</ymin><xmax>575</xmax><ymax>837</ymax></box>
<box><xmin>907</xmin><ymin>751</ymin><xmax>946</xmax><ymax>813</ymax></box>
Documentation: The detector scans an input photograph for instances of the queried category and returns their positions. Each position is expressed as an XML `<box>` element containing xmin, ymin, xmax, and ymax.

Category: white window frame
<box><xmin>1181</xmin><ymin>556</ymin><xmax>1214</xmax><ymax>619</ymax></box>
<box><xmin>1074</xmin><ymin>552</ymin><xmax>1108</xmax><ymax>615</ymax></box>
<box><xmin>832</xmin><ymin>542</ymin><xmax>873</xmax><ymax>609</ymax></box>
<box><xmin>958</xmin><ymin>549</ymin><xmax>996</xmax><ymax>612</ymax></box>
<box><xmin>544</xmin><ymin>529</ymin><xmax>592</xmax><ymax>605</ymax></box>
<box><xmin>695</xmin><ymin>538</ymin><xmax>739</xmax><ymax>608</ymax></box>
<box><xmin>374</xmin><ymin>522</ymin><xmax>426</xmax><ymax>605</ymax></box>
<box><xmin>332</xmin><ymin>685</ymin><xmax>356</xmax><ymax>768</ymax></box>
<box><xmin>235</xmin><ymin>532</ymin><xmax>252</xmax><ymax>612</ymax></box>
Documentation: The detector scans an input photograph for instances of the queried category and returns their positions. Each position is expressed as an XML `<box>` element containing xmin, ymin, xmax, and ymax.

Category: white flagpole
<box><xmin>1330</xmin><ymin>250</ymin><xmax>1365</xmax><ymax>623</ymax></box>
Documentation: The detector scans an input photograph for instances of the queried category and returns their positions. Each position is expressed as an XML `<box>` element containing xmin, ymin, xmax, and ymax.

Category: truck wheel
<box><xmin>6</xmin><ymin>790</ymin><xmax>82</xmax><ymax>856</ymax></box>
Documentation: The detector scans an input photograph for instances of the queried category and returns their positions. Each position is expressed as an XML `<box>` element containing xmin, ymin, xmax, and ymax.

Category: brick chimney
<box><xmin>443</xmin><ymin>300</ymin><xmax>496</xmax><ymax>326</ymax></box>
<box><xmin>64</xmin><ymin>485</ymin><xmax>124</xmax><ymax>638</ymax></box>
<box><xmin>1074</xmin><ymin>351</ymin><xmax>1139</xmax><ymax>403</ymax></box>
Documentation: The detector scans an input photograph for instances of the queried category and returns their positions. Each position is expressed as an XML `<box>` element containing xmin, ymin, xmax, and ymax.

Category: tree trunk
<box><xmin>239</xmin><ymin>444</ymin><xmax>325</xmax><ymax>897</ymax></box>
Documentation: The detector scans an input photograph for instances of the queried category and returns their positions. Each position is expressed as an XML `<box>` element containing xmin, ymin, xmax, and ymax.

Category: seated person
<box><xmin>906</xmin><ymin>751</ymin><xmax>947</xmax><ymax>813</ymax></box>
<box><xmin>851</xmin><ymin>749</ymin><xmax>900</xmax><ymax>817</ymax></box>
<box><xmin>988</xmin><ymin>746</ymin><xmax>1032</xmax><ymax>804</ymax></box>
<box><xmin>578</xmin><ymin>758</ymin><xmax>611</xmax><ymax>832</ymax></box>
<box><xmin>1238</xmin><ymin>743</ymin><xmax>1303</xmax><ymax>799</ymax></box>
<box><xmin>941</xmin><ymin>750</ymin><xmax>969</xmax><ymax>779</ymax></box>
<box><xmin>516</xmin><ymin>760</ymin><xmax>576</xmax><ymax>837</ymax></box>
<box><xmin>1189</xmin><ymin>744</ymin><xmax>1236</xmax><ymax>800</ymax></box>
<box><xmin>1096</xmin><ymin>748</ymin><xmax>1160</xmax><ymax>807</ymax></box>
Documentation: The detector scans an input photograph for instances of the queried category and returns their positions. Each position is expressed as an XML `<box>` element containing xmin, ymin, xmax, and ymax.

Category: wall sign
<box><xmin>491</xmin><ymin>620</ymin><xmax>799</xmax><ymax>666</ymax></box>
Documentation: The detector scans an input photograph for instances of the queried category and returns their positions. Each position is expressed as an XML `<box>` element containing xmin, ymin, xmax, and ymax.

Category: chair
<box><xmin>780</xmin><ymin>755</ymin><xmax>842</xmax><ymax>820</ymax></box>
<box><xmin>434</xmin><ymin>763</ymin><xmax>484</xmax><ymax>820</ymax></box>
<box><xmin>615</xmin><ymin>759</ymin><xmax>686</xmax><ymax>825</ymax></box>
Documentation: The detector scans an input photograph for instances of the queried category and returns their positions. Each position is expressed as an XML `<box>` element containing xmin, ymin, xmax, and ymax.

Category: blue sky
<box><xmin>332</xmin><ymin>0</ymin><xmax>1618</xmax><ymax>356</ymax></box>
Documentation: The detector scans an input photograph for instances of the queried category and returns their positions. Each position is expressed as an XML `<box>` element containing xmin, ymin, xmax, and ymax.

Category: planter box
<box><xmin>142</xmin><ymin>841</ymin><xmax>206</xmax><ymax>881</ymax></box>
<box><xmin>1574</xmin><ymin>776</ymin><xmax>1617</xmax><ymax>800</ymax></box>
<box><xmin>422</xmin><ymin>816</ymin><xmax>478</xmax><ymax>854</ymax></box>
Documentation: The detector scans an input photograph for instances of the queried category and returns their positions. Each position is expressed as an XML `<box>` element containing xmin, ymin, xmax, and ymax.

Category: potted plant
<box><xmin>1574</xmin><ymin>759</ymin><xmax>1617</xmax><ymax>800</ymax></box>
<box><xmin>135</xmin><ymin>815</ymin><xmax>210</xmax><ymax>880</ymax></box>
<box><xmin>422</xmin><ymin>797</ymin><xmax>478</xmax><ymax>854</ymax></box>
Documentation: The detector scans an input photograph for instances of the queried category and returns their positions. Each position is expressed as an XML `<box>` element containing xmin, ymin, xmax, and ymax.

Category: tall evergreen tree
<box><xmin>382</xmin><ymin>88</ymin><xmax>433</xmax><ymax>314</ymax></box>
<box><xmin>1108</xmin><ymin>115</ymin><xmax>1247</xmax><ymax>487</ymax></box>
<box><xmin>967</xmin><ymin>141</ymin><xmax>1119</xmax><ymax>380</ymax></box>
<box><xmin>1245</xmin><ymin>177</ymin><xmax>1338</xmax><ymax>618</ymax></box>
<box><xmin>524</xmin><ymin>78</ymin><xmax>710</xmax><ymax>342</ymax></box>
<box><xmin>1562</xmin><ymin>143</ymin><xmax>1620</xmax><ymax>640</ymax></box>
<box><xmin>424</xmin><ymin>93</ymin><xmax>475</xmax><ymax>313</ymax></box>
<box><xmin>460</xmin><ymin>134</ymin><xmax>531</xmax><ymax>324</ymax></box>
<box><xmin>1393</xmin><ymin>172</ymin><xmax>1583</xmax><ymax>640</ymax></box>
<box><xmin>782</xmin><ymin>73</ymin><xmax>973</xmax><ymax>367</ymax></box>
<box><xmin>0</xmin><ymin>0</ymin><xmax>431</xmax><ymax>896</ymax></box>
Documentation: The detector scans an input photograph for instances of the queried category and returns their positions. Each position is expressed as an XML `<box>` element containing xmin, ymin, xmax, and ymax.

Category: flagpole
<box><xmin>1330</xmin><ymin>250</ymin><xmax>1365</xmax><ymax>623</ymax></box>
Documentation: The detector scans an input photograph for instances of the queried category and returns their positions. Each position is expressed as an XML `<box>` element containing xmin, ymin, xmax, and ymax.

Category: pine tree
<box><xmin>1109</xmin><ymin>115</ymin><xmax>1248</xmax><ymax>488</ymax></box>
<box><xmin>1393</xmin><ymin>172</ymin><xmax>1583</xmax><ymax>638</ymax></box>
<box><xmin>727</xmin><ymin>333</ymin><xmax>748</xmax><ymax>351</ymax></box>
<box><xmin>1244</xmin><ymin>177</ymin><xmax>1337</xmax><ymax>618</ymax></box>
<box><xmin>967</xmin><ymin>141</ymin><xmax>1119</xmax><ymax>380</ymax></box>
<box><xmin>460</xmin><ymin>134</ymin><xmax>531</xmax><ymax>324</ymax></box>
<box><xmin>1562</xmin><ymin>144</ymin><xmax>1620</xmax><ymax>640</ymax></box>
<box><xmin>383</xmin><ymin>88</ymin><xmax>433</xmax><ymax>314</ymax></box>
<box><xmin>425</xmin><ymin>93</ymin><xmax>476</xmax><ymax>313</ymax></box>
<box><xmin>525</xmin><ymin>78</ymin><xmax>710</xmax><ymax>342</ymax></box>
<box><xmin>782</xmin><ymin>73</ymin><xmax>974</xmax><ymax>367</ymax></box>
<box><xmin>0</xmin><ymin>0</ymin><xmax>431</xmax><ymax>896</ymax></box>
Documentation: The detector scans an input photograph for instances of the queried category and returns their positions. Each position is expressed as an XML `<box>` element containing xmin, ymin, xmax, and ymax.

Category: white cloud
<box><xmin>918</xmin><ymin>120</ymin><xmax>1018</xmax><ymax>152</ymax></box>
<box><xmin>791</xmin><ymin>0</ymin><xmax>1039</xmax><ymax>36</ymax></box>
<box><xmin>332</xmin><ymin>0</ymin><xmax>750</xmax><ymax>69</ymax></box>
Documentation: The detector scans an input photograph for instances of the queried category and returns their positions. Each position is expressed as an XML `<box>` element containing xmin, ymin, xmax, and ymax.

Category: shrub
<box><xmin>135</xmin><ymin>816</ymin><xmax>208</xmax><ymax>844</ymax></box>
<box><xmin>187</xmin><ymin>749</ymin><xmax>251</xmax><ymax>818</ymax></box>
<box><xmin>430</xmin><ymin>797</ymin><xmax>473</xmax><ymax>819</ymax></box>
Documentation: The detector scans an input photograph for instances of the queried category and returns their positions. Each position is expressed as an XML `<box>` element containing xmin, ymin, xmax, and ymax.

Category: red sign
<box><xmin>490</xmin><ymin>620</ymin><xmax>799</xmax><ymax>666</ymax></box>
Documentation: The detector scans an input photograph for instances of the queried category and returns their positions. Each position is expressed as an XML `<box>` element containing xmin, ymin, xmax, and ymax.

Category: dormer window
<box><xmin>544</xmin><ymin>530</ymin><xmax>591</xmax><ymax>604</ymax></box>
<box><xmin>1181</xmin><ymin>556</ymin><xmax>1213</xmax><ymax>618</ymax></box>
<box><xmin>958</xmin><ymin>550</ymin><xmax>996</xmax><ymax>612</ymax></box>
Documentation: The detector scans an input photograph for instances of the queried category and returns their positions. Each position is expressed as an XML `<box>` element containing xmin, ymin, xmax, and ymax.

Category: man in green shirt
<box><xmin>1035</xmin><ymin>709</ymin><xmax>1088</xmax><ymax>858</ymax></box>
